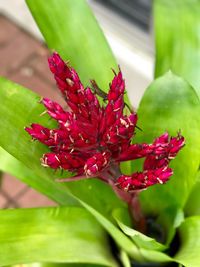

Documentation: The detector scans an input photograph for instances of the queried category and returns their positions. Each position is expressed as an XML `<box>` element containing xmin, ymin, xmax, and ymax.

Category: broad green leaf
<box><xmin>78</xmin><ymin>199</ymin><xmax>172</xmax><ymax>264</ymax></box>
<box><xmin>154</xmin><ymin>0</ymin><xmax>200</xmax><ymax>97</ymax></box>
<box><xmin>26</xmin><ymin>0</ymin><xmax>117</xmax><ymax>92</ymax></box>
<box><xmin>0</xmin><ymin>206</ymin><xmax>116</xmax><ymax>266</ymax></box>
<box><xmin>0</xmin><ymin>77</ymin><xmax>124</xmax><ymax>217</ymax></box>
<box><xmin>112</xmin><ymin>208</ymin><xmax>167</xmax><ymax>252</ymax></box>
<box><xmin>42</xmin><ymin>264</ymin><xmax>103</xmax><ymax>267</ymax></box>
<box><xmin>10</xmin><ymin>264</ymin><xmax>103</xmax><ymax>267</ymax></box>
<box><xmin>134</xmin><ymin>72</ymin><xmax>200</xmax><ymax>215</ymax></box>
<box><xmin>10</xmin><ymin>264</ymin><xmax>41</xmax><ymax>267</ymax></box>
<box><xmin>174</xmin><ymin>216</ymin><xmax>200</xmax><ymax>267</ymax></box>
<box><xmin>77</xmin><ymin>199</ymin><xmax>143</xmax><ymax>262</ymax></box>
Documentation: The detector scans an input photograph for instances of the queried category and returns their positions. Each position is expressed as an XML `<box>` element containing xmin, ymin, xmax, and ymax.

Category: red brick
<box><xmin>10</xmin><ymin>67</ymin><xmax>66</xmax><ymax>105</ymax></box>
<box><xmin>18</xmin><ymin>188</ymin><xmax>55</xmax><ymax>208</ymax></box>
<box><xmin>0</xmin><ymin>193</ymin><xmax>7</xmax><ymax>208</ymax></box>
<box><xmin>0</xmin><ymin>15</ymin><xmax>19</xmax><ymax>46</ymax></box>
<box><xmin>2</xmin><ymin>173</ymin><xmax>27</xmax><ymax>197</ymax></box>
<box><xmin>28</xmin><ymin>52</ymin><xmax>55</xmax><ymax>86</ymax></box>
<box><xmin>0</xmin><ymin>30</ymin><xmax>44</xmax><ymax>76</ymax></box>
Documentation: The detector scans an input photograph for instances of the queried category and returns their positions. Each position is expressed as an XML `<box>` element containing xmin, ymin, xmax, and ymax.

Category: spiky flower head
<box><xmin>25</xmin><ymin>52</ymin><xmax>185</xmax><ymax>193</ymax></box>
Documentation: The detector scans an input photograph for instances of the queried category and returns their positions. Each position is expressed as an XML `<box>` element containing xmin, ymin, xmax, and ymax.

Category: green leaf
<box><xmin>154</xmin><ymin>0</ymin><xmax>200</xmax><ymax>98</ymax></box>
<box><xmin>0</xmin><ymin>206</ymin><xmax>116</xmax><ymax>266</ymax></box>
<box><xmin>184</xmin><ymin>171</ymin><xmax>200</xmax><ymax>216</ymax></box>
<box><xmin>156</xmin><ymin>206</ymin><xmax>184</xmax><ymax>246</ymax></box>
<box><xmin>10</xmin><ymin>264</ymin><xmax>103</xmax><ymax>267</ymax></box>
<box><xmin>11</xmin><ymin>264</ymin><xmax>42</xmax><ymax>267</ymax></box>
<box><xmin>77</xmin><ymin>199</ymin><xmax>143</xmax><ymax>262</ymax></box>
<box><xmin>174</xmin><ymin>216</ymin><xmax>200</xmax><ymax>267</ymax></box>
<box><xmin>26</xmin><ymin>0</ymin><xmax>117</xmax><ymax>92</ymax></box>
<box><xmin>78</xmin><ymin>199</ymin><xmax>172</xmax><ymax>264</ymax></box>
<box><xmin>112</xmin><ymin>208</ymin><xmax>167</xmax><ymax>252</ymax></box>
<box><xmin>119</xmin><ymin>251</ymin><xmax>131</xmax><ymax>267</ymax></box>
<box><xmin>134</xmin><ymin>72</ymin><xmax>200</xmax><ymax>215</ymax></box>
<box><xmin>0</xmin><ymin>77</ymin><xmax>124</xmax><ymax>217</ymax></box>
<box><xmin>42</xmin><ymin>264</ymin><xmax>103</xmax><ymax>267</ymax></box>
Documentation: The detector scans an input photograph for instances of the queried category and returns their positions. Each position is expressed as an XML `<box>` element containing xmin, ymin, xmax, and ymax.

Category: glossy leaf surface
<box><xmin>0</xmin><ymin>206</ymin><xmax>116</xmax><ymax>266</ymax></box>
<box><xmin>135</xmin><ymin>72</ymin><xmax>200</xmax><ymax>215</ymax></box>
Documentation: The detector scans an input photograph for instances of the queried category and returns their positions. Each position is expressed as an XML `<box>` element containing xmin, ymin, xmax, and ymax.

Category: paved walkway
<box><xmin>0</xmin><ymin>15</ymin><xmax>57</xmax><ymax>208</ymax></box>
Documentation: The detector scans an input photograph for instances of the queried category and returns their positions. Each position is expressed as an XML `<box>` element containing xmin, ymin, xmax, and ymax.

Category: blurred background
<box><xmin>0</xmin><ymin>0</ymin><xmax>153</xmax><ymax>208</ymax></box>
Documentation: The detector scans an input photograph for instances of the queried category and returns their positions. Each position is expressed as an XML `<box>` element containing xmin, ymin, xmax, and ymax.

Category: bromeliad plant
<box><xmin>25</xmin><ymin>52</ymin><xmax>184</xmax><ymax>234</ymax></box>
<box><xmin>0</xmin><ymin>0</ymin><xmax>200</xmax><ymax>267</ymax></box>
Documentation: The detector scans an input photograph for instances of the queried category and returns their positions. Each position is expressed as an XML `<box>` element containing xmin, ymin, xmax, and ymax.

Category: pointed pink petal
<box><xmin>118</xmin><ymin>143</ymin><xmax>153</xmax><ymax>161</ymax></box>
<box><xmin>84</xmin><ymin>151</ymin><xmax>111</xmax><ymax>176</ymax></box>
<box><xmin>42</xmin><ymin>98</ymin><xmax>72</xmax><ymax>123</ymax></box>
<box><xmin>108</xmin><ymin>70</ymin><xmax>125</xmax><ymax>101</ymax></box>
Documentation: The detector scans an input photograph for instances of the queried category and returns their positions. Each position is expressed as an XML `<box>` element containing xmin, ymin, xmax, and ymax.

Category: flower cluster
<box><xmin>25</xmin><ymin>52</ymin><xmax>185</xmax><ymax>192</ymax></box>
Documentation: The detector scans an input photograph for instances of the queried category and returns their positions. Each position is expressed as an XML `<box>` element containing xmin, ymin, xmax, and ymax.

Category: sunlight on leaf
<box><xmin>0</xmin><ymin>207</ymin><xmax>116</xmax><ymax>266</ymax></box>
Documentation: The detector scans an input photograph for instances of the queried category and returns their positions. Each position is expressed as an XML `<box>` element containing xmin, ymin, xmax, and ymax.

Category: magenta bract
<box><xmin>25</xmin><ymin>52</ymin><xmax>185</xmax><ymax>192</ymax></box>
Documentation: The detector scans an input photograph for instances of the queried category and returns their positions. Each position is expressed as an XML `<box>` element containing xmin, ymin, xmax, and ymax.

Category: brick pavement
<box><xmin>0</xmin><ymin>15</ymin><xmax>62</xmax><ymax>208</ymax></box>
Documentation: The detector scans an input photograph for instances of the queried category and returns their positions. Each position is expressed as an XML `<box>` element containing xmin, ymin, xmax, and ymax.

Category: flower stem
<box><xmin>109</xmin><ymin>180</ymin><xmax>146</xmax><ymax>233</ymax></box>
<box><xmin>128</xmin><ymin>192</ymin><xmax>146</xmax><ymax>234</ymax></box>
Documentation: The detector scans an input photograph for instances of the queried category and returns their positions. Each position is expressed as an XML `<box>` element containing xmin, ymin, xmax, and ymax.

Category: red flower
<box><xmin>25</xmin><ymin>52</ymin><xmax>185</xmax><ymax>192</ymax></box>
